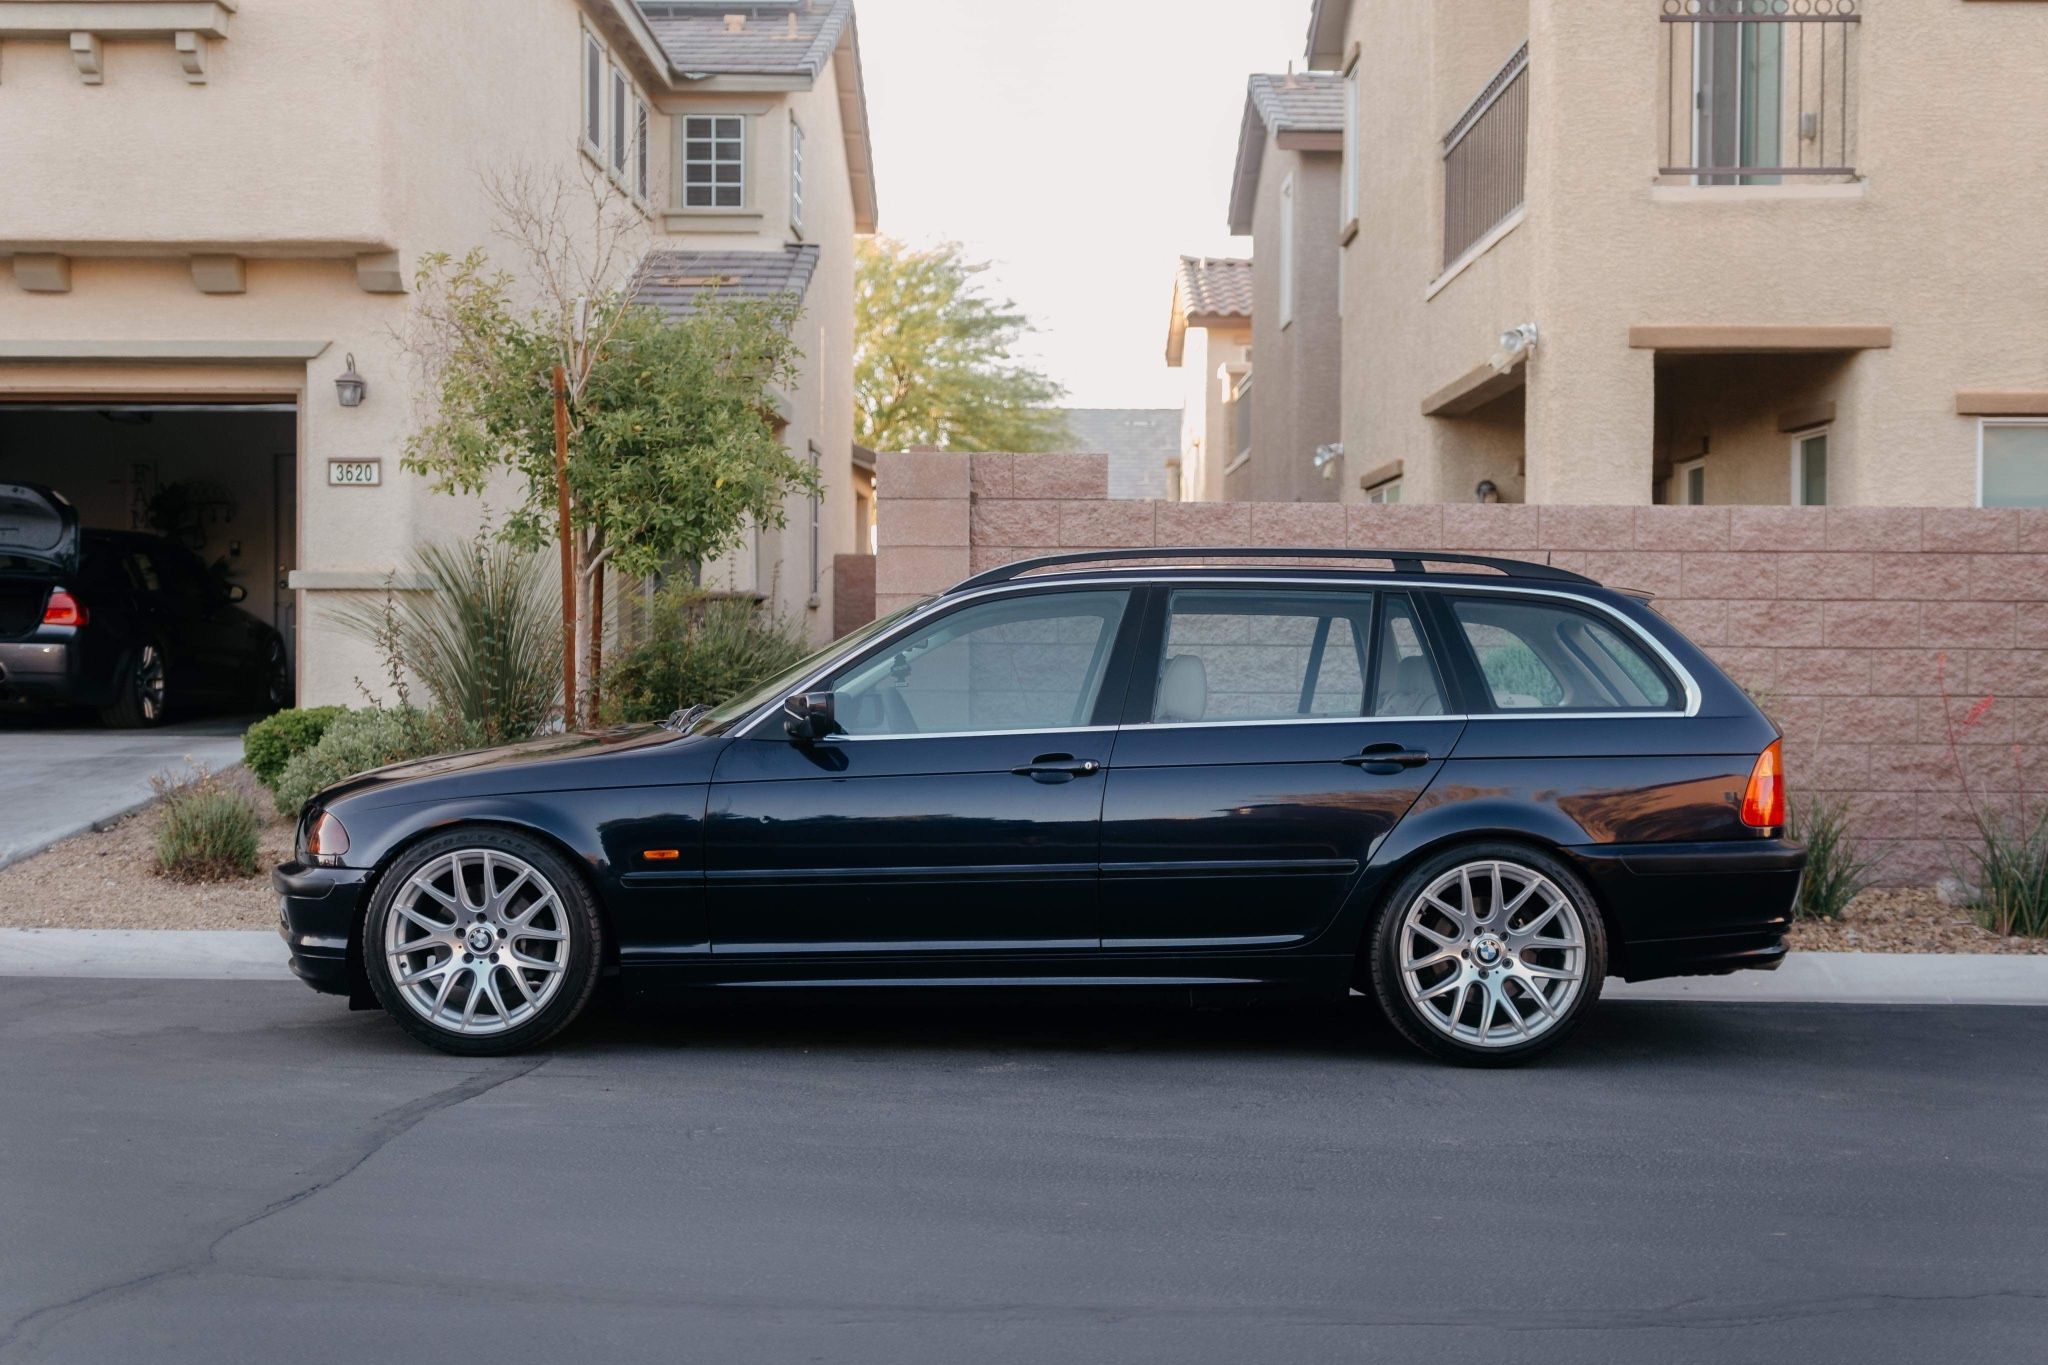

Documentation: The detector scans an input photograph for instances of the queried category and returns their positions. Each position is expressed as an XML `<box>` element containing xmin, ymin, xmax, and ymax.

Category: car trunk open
<box><xmin>0</xmin><ymin>483</ymin><xmax>78</xmax><ymax>639</ymax></box>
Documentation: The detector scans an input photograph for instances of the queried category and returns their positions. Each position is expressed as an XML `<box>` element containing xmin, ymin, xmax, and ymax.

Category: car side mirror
<box><xmin>782</xmin><ymin>690</ymin><xmax>838</xmax><ymax>741</ymax></box>
<box><xmin>224</xmin><ymin>583</ymin><xmax>248</xmax><ymax>604</ymax></box>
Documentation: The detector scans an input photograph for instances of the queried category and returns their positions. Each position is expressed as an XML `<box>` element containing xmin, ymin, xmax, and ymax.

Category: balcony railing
<box><xmin>1660</xmin><ymin>0</ymin><xmax>1859</xmax><ymax>184</ymax></box>
<box><xmin>1442</xmin><ymin>42</ymin><xmax>1529</xmax><ymax>270</ymax></box>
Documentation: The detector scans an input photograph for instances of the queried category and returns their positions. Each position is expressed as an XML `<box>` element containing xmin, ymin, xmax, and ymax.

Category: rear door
<box><xmin>1098</xmin><ymin>585</ymin><xmax>1465</xmax><ymax>950</ymax></box>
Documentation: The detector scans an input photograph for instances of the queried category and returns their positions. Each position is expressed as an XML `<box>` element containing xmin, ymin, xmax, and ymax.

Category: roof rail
<box><xmin>952</xmin><ymin>547</ymin><xmax>1598</xmax><ymax>592</ymax></box>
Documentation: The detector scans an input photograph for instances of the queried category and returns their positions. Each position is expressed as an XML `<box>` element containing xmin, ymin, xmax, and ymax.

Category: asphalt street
<box><xmin>1</xmin><ymin>980</ymin><xmax>2043</xmax><ymax>1364</ymax></box>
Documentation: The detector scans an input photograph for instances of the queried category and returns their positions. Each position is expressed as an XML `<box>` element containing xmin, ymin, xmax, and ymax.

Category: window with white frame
<box><xmin>610</xmin><ymin>64</ymin><xmax>629</xmax><ymax>176</ymax></box>
<box><xmin>1791</xmin><ymin>429</ymin><xmax>1829</xmax><ymax>506</ymax></box>
<box><xmin>1278</xmin><ymin>172</ymin><xmax>1295</xmax><ymax>328</ymax></box>
<box><xmin>634</xmin><ymin>98</ymin><xmax>651</xmax><ymax>201</ymax></box>
<box><xmin>789</xmin><ymin>113</ymin><xmax>805</xmax><ymax>234</ymax></box>
<box><xmin>1981</xmin><ymin>420</ymin><xmax>2048</xmax><ymax>508</ymax></box>
<box><xmin>582</xmin><ymin>32</ymin><xmax>604</xmax><ymax>154</ymax></box>
<box><xmin>1366</xmin><ymin>477</ymin><xmax>1402</xmax><ymax>504</ymax></box>
<box><xmin>1675</xmin><ymin>458</ymin><xmax>1706</xmax><ymax>506</ymax></box>
<box><xmin>1342</xmin><ymin>59</ymin><xmax>1360</xmax><ymax>230</ymax></box>
<box><xmin>682</xmin><ymin>114</ymin><xmax>746</xmax><ymax>209</ymax></box>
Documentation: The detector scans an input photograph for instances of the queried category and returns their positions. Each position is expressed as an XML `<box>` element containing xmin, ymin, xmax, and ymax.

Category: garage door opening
<box><xmin>0</xmin><ymin>401</ymin><xmax>299</xmax><ymax>686</ymax></box>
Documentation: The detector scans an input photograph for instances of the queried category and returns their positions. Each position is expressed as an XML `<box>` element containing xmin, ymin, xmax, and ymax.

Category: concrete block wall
<box><xmin>876</xmin><ymin>452</ymin><xmax>2048</xmax><ymax>883</ymax></box>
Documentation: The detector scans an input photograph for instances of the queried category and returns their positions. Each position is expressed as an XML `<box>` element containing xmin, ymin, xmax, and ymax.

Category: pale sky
<box><xmin>856</xmin><ymin>0</ymin><xmax>1311</xmax><ymax>411</ymax></box>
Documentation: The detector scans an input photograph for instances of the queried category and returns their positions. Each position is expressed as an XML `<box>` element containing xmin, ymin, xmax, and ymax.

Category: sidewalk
<box><xmin>1</xmin><ymin>930</ymin><xmax>2045</xmax><ymax>1005</ymax></box>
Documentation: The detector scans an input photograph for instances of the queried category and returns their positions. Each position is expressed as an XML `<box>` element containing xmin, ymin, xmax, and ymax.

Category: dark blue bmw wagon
<box><xmin>275</xmin><ymin>548</ymin><xmax>1802</xmax><ymax>1065</ymax></box>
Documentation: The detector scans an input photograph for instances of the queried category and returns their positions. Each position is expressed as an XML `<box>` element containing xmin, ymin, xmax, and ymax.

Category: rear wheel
<box><xmin>1366</xmin><ymin>843</ymin><xmax>1606</xmax><ymax>1066</ymax></box>
<box><xmin>256</xmin><ymin>636</ymin><xmax>290</xmax><ymax>712</ymax></box>
<box><xmin>97</xmin><ymin>642</ymin><xmax>168</xmax><ymax>728</ymax></box>
<box><xmin>364</xmin><ymin>828</ymin><xmax>603</xmax><ymax>1056</ymax></box>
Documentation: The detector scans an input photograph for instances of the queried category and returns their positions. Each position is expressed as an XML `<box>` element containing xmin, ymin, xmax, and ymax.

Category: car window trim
<box><xmin>1436</xmin><ymin>589</ymin><xmax>1690</xmax><ymax>717</ymax></box>
<box><xmin>730</xmin><ymin>575</ymin><xmax>1702</xmax><ymax>738</ymax></box>
<box><xmin>734</xmin><ymin>582</ymin><xmax>1140</xmax><ymax>742</ymax></box>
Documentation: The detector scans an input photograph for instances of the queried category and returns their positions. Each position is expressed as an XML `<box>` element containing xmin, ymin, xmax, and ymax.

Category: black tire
<box><xmin>97</xmin><ymin>642</ymin><xmax>169</xmax><ymax>729</ymax></box>
<box><xmin>363</xmin><ymin>827</ymin><xmax>603</xmax><ymax>1056</ymax></box>
<box><xmin>1365</xmin><ymin>841</ymin><xmax>1607</xmax><ymax>1067</ymax></box>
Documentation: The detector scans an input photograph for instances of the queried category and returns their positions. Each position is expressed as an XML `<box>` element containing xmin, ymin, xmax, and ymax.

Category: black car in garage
<box><xmin>0</xmin><ymin>482</ymin><xmax>288</xmax><ymax>725</ymax></box>
<box><xmin>275</xmin><ymin>547</ymin><xmax>1802</xmax><ymax>1067</ymax></box>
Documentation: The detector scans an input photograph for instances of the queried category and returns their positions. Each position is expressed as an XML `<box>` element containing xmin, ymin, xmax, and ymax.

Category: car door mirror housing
<box><xmin>782</xmin><ymin>690</ymin><xmax>838</xmax><ymax>741</ymax></box>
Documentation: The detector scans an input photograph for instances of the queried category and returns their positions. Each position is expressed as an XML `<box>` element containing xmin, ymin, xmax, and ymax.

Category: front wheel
<box><xmin>98</xmin><ymin>642</ymin><xmax>168</xmax><ymax>728</ymax></box>
<box><xmin>1366</xmin><ymin>843</ymin><xmax>1606</xmax><ymax>1066</ymax></box>
<box><xmin>364</xmin><ymin>828</ymin><xmax>603</xmax><ymax>1055</ymax></box>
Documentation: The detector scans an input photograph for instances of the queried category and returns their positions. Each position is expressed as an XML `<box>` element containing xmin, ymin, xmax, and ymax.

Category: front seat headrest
<box><xmin>1156</xmin><ymin>653</ymin><xmax>1208</xmax><ymax>723</ymax></box>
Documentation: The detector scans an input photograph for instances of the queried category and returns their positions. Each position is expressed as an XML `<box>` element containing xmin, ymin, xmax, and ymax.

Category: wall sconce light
<box><xmin>1475</xmin><ymin>479</ymin><xmax>1500</xmax><ymax>504</ymax></box>
<box><xmin>1312</xmin><ymin>442</ymin><xmax>1344</xmax><ymax>479</ymax></box>
<box><xmin>334</xmin><ymin>353</ymin><xmax>367</xmax><ymax>408</ymax></box>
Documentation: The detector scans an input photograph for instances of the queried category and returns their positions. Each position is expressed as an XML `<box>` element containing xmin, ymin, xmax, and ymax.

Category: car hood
<box><xmin>322</xmin><ymin>724</ymin><xmax>730</xmax><ymax>810</ymax></box>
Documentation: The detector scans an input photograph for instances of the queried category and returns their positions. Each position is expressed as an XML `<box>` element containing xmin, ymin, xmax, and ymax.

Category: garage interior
<box><xmin>0</xmin><ymin>404</ymin><xmax>299</xmax><ymax>671</ymax></box>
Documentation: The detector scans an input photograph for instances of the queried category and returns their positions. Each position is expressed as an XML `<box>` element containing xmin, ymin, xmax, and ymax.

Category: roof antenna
<box><xmin>1284</xmin><ymin>60</ymin><xmax>1297</xmax><ymax>88</ymax></box>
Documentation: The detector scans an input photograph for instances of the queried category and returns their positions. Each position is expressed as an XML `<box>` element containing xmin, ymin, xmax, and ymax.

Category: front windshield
<box><xmin>691</xmin><ymin>598</ymin><xmax>931</xmax><ymax>735</ymax></box>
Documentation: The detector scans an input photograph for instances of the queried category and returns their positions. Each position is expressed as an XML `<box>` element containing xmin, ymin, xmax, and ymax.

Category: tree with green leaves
<box><xmin>402</xmin><ymin>167</ymin><xmax>816</xmax><ymax>724</ymax></box>
<box><xmin>854</xmin><ymin>237</ymin><xmax>1070</xmax><ymax>454</ymax></box>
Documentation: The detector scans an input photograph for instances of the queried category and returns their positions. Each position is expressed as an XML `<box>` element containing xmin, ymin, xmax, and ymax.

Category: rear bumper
<box><xmin>0</xmin><ymin>638</ymin><xmax>86</xmax><ymax>703</ymax></box>
<box><xmin>1568</xmin><ymin>838</ymin><xmax>1805</xmax><ymax>983</ymax></box>
<box><xmin>272</xmin><ymin>859</ymin><xmax>370</xmax><ymax>996</ymax></box>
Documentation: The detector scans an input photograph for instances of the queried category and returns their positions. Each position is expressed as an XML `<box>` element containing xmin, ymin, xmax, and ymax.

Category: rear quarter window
<box><xmin>1449</xmin><ymin>595</ymin><xmax>1677</xmax><ymax>713</ymax></box>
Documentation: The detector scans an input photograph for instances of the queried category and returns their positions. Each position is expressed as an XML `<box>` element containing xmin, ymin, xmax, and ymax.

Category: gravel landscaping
<box><xmin>1788</xmin><ymin>887</ymin><xmax>2048</xmax><ymax>956</ymax></box>
<box><xmin>0</xmin><ymin>768</ymin><xmax>290</xmax><ymax>931</ymax></box>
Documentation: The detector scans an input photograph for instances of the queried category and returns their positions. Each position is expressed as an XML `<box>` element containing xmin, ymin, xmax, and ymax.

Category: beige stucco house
<box><xmin>0</xmin><ymin>0</ymin><xmax>877</xmax><ymax>708</ymax></box>
<box><xmin>1305</xmin><ymin>0</ymin><xmax>2048</xmax><ymax>508</ymax></box>
<box><xmin>1164</xmin><ymin>255</ymin><xmax>1252</xmax><ymax>503</ymax></box>
<box><xmin>1225</xmin><ymin>72</ymin><xmax>1346</xmax><ymax>505</ymax></box>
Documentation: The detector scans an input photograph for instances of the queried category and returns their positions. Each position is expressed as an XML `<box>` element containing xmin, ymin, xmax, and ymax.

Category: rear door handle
<box><xmin>1342</xmin><ymin>744</ymin><xmax>1432</xmax><ymax>773</ymax></box>
<box><xmin>1011</xmin><ymin>755</ymin><xmax>1102</xmax><ymax>783</ymax></box>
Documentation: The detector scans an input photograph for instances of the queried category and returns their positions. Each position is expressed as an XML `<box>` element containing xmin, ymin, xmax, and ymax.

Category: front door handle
<box><xmin>1342</xmin><ymin>744</ymin><xmax>1432</xmax><ymax>773</ymax></box>
<box><xmin>1011</xmin><ymin>755</ymin><xmax>1102</xmax><ymax>784</ymax></box>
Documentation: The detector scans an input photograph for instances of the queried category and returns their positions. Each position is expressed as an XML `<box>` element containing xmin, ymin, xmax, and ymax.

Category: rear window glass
<box><xmin>1450</xmin><ymin>597</ymin><xmax>1676</xmax><ymax>712</ymax></box>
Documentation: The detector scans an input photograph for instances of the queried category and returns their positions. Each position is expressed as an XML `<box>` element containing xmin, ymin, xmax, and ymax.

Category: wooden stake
<box><xmin>552</xmin><ymin>363</ymin><xmax>576</xmax><ymax>728</ymax></box>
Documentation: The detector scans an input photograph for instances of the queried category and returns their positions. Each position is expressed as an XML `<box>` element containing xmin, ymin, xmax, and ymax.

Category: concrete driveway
<box><xmin>0</xmin><ymin>715</ymin><xmax>253</xmax><ymax>867</ymax></box>
<box><xmin>0</xmin><ymin>984</ymin><xmax>2042</xmax><ymax>1364</ymax></box>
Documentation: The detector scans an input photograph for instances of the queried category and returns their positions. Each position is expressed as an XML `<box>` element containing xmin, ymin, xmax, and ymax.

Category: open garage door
<box><xmin>0</xmin><ymin>403</ymin><xmax>299</xmax><ymax>675</ymax></box>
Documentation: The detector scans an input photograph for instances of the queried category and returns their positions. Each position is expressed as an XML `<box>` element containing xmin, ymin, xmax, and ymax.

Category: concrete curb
<box><xmin>1</xmin><ymin>931</ymin><xmax>2045</xmax><ymax>1004</ymax></box>
<box><xmin>0</xmin><ymin>791</ymin><xmax>161</xmax><ymax>873</ymax></box>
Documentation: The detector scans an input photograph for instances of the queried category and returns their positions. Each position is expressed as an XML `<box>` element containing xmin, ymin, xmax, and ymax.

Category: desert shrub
<box><xmin>242</xmin><ymin>706</ymin><xmax>347</xmax><ymax>788</ymax></box>
<box><xmin>336</xmin><ymin>538</ymin><xmax>560</xmax><ymax>744</ymax></box>
<box><xmin>1787</xmin><ymin>793</ymin><xmax>1879</xmax><ymax>921</ymax></box>
<box><xmin>601</xmin><ymin>586</ymin><xmax>810</xmax><ymax>725</ymax></box>
<box><xmin>1936</xmin><ymin>652</ymin><xmax>2048</xmax><ymax>938</ymax></box>
<box><xmin>153</xmin><ymin>768</ymin><xmax>262</xmax><ymax>882</ymax></box>
<box><xmin>271</xmin><ymin>706</ymin><xmax>485</xmax><ymax>817</ymax></box>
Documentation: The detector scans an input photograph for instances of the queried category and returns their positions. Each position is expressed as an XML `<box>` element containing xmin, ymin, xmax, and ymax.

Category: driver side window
<box><xmin>829</xmin><ymin>590</ymin><xmax>1129</xmax><ymax>737</ymax></box>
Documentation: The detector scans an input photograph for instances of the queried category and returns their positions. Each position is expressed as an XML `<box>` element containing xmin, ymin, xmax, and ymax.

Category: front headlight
<box><xmin>303</xmin><ymin>809</ymin><xmax>351</xmax><ymax>866</ymax></box>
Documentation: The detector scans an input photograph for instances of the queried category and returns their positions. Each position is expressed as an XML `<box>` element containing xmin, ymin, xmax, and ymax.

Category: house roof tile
<box><xmin>630</xmin><ymin>245</ymin><xmax>822</xmax><ymax>318</ymax></box>
<box><xmin>635</xmin><ymin>0</ymin><xmax>852</xmax><ymax>77</ymax></box>
<box><xmin>1166</xmin><ymin>255</ymin><xmax>1253</xmax><ymax>366</ymax></box>
<box><xmin>1247</xmin><ymin>71</ymin><xmax>1345</xmax><ymax>135</ymax></box>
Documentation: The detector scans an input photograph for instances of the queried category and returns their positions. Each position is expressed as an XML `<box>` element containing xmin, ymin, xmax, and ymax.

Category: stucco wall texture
<box><xmin>1335</xmin><ymin>0</ymin><xmax>2048</xmax><ymax>508</ymax></box>
<box><xmin>878</xmin><ymin>451</ymin><xmax>2048</xmax><ymax>885</ymax></box>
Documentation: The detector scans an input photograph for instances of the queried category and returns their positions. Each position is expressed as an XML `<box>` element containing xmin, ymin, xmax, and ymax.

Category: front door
<box><xmin>705</xmin><ymin>587</ymin><xmax>1139</xmax><ymax>959</ymax></box>
<box><xmin>1099</xmin><ymin>587</ymin><xmax>1464</xmax><ymax>949</ymax></box>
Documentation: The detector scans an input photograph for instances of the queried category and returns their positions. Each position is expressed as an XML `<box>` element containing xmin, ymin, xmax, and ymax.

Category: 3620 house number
<box><xmin>327</xmin><ymin>460</ymin><xmax>381</xmax><ymax>487</ymax></box>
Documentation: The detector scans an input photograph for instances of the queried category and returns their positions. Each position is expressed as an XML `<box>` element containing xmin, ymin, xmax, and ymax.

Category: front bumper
<box><xmin>272</xmin><ymin>859</ymin><xmax>371</xmax><ymax>996</ymax></box>
<box><xmin>1569</xmin><ymin>838</ymin><xmax>1806</xmax><ymax>982</ymax></box>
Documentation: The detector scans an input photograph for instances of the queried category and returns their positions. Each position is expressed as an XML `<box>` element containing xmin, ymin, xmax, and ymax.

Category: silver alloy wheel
<box><xmin>383</xmin><ymin>849</ymin><xmax>571</xmax><ymax>1036</ymax></box>
<box><xmin>1396</xmin><ymin>859</ymin><xmax>1586</xmax><ymax>1049</ymax></box>
<box><xmin>136</xmin><ymin>645</ymin><xmax>166</xmax><ymax>722</ymax></box>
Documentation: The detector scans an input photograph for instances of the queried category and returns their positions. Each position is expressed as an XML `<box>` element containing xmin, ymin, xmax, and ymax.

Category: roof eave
<box><xmin>833</xmin><ymin>12</ymin><xmax>880</xmax><ymax>234</ymax></box>
<box><xmin>1306</xmin><ymin>0</ymin><xmax>1353</xmax><ymax>69</ymax></box>
<box><xmin>594</xmin><ymin>0</ymin><xmax>680</xmax><ymax>90</ymax></box>
<box><xmin>1226</xmin><ymin>95</ymin><xmax>1266</xmax><ymax>236</ymax></box>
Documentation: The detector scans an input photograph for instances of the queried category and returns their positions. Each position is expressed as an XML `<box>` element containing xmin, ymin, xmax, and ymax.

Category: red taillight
<box><xmin>41</xmin><ymin>588</ymin><xmax>86</xmax><ymax>628</ymax></box>
<box><xmin>1740</xmin><ymin>740</ymin><xmax>1786</xmax><ymax>830</ymax></box>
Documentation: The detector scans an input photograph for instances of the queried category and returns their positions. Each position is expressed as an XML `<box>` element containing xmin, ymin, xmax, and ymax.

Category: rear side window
<box><xmin>1449</xmin><ymin>596</ymin><xmax>1676</xmax><ymax>712</ymax></box>
<box><xmin>1151</xmin><ymin>589</ymin><xmax>1371</xmax><ymax>723</ymax></box>
<box><xmin>1371</xmin><ymin>594</ymin><xmax>1447</xmax><ymax>717</ymax></box>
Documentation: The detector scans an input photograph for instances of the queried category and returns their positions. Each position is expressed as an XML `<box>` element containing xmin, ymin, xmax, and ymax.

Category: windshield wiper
<box><xmin>661</xmin><ymin>703</ymin><xmax>712</xmax><ymax>734</ymax></box>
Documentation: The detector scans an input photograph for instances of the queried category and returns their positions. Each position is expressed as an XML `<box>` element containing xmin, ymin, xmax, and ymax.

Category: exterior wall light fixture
<box><xmin>335</xmin><ymin>353</ymin><xmax>367</xmax><ymax>408</ymax></box>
